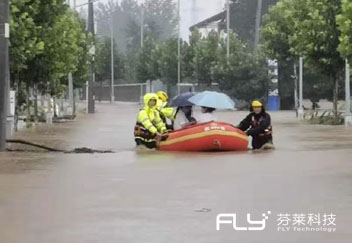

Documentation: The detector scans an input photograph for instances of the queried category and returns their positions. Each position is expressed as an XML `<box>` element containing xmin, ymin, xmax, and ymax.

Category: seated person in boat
<box><xmin>134</xmin><ymin>93</ymin><xmax>167</xmax><ymax>149</ymax></box>
<box><xmin>237</xmin><ymin>100</ymin><xmax>274</xmax><ymax>150</ymax></box>
<box><xmin>196</xmin><ymin>106</ymin><xmax>217</xmax><ymax>123</ymax></box>
<box><xmin>173</xmin><ymin>106</ymin><xmax>197</xmax><ymax>130</ymax></box>
<box><xmin>156</xmin><ymin>91</ymin><xmax>176</xmax><ymax>130</ymax></box>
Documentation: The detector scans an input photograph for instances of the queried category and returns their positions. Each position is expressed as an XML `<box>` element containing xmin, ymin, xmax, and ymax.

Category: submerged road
<box><xmin>0</xmin><ymin>102</ymin><xmax>351</xmax><ymax>243</ymax></box>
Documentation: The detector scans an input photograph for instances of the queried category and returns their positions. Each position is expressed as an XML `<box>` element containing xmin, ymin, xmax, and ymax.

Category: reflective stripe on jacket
<box><xmin>137</xmin><ymin>109</ymin><xmax>166</xmax><ymax>134</ymax></box>
<box><xmin>156</xmin><ymin>99</ymin><xmax>176</xmax><ymax>121</ymax></box>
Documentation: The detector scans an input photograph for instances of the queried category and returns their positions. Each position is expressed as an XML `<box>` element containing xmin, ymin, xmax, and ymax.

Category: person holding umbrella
<box><xmin>174</xmin><ymin>106</ymin><xmax>197</xmax><ymax>130</ymax></box>
<box><xmin>188</xmin><ymin>91</ymin><xmax>235</xmax><ymax>123</ymax></box>
<box><xmin>237</xmin><ymin>100</ymin><xmax>274</xmax><ymax>150</ymax></box>
<box><xmin>169</xmin><ymin>92</ymin><xmax>197</xmax><ymax>130</ymax></box>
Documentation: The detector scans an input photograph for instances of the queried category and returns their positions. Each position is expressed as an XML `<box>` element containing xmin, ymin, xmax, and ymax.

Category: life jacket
<box><xmin>251</xmin><ymin>115</ymin><xmax>273</xmax><ymax>137</ymax></box>
<box><xmin>134</xmin><ymin>122</ymin><xmax>156</xmax><ymax>141</ymax></box>
<box><xmin>134</xmin><ymin>93</ymin><xmax>166</xmax><ymax>142</ymax></box>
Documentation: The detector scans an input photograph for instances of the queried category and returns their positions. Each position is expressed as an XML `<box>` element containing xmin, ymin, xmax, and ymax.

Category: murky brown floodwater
<box><xmin>0</xmin><ymin>102</ymin><xmax>351</xmax><ymax>243</ymax></box>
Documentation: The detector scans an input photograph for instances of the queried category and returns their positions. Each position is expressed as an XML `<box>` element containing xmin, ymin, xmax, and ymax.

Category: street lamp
<box><xmin>110</xmin><ymin>9</ymin><xmax>115</xmax><ymax>103</ymax></box>
<box><xmin>140</xmin><ymin>4</ymin><xmax>144</xmax><ymax>48</ymax></box>
<box><xmin>298</xmin><ymin>57</ymin><xmax>304</xmax><ymax>119</ymax></box>
<box><xmin>254</xmin><ymin>0</ymin><xmax>263</xmax><ymax>52</ymax></box>
<box><xmin>345</xmin><ymin>59</ymin><xmax>351</xmax><ymax>127</ymax></box>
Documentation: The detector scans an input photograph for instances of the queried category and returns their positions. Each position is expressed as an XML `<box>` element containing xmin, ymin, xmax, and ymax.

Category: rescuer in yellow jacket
<box><xmin>134</xmin><ymin>93</ymin><xmax>167</xmax><ymax>149</ymax></box>
<box><xmin>156</xmin><ymin>91</ymin><xmax>176</xmax><ymax>130</ymax></box>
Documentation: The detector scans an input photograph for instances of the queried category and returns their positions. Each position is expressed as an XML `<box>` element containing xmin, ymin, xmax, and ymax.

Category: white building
<box><xmin>189</xmin><ymin>11</ymin><xmax>226</xmax><ymax>37</ymax></box>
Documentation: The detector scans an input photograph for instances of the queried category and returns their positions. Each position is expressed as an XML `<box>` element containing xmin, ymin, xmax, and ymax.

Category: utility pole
<box><xmin>345</xmin><ymin>59</ymin><xmax>351</xmax><ymax>127</ymax></box>
<box><xmin>177</xmin><ymin>0</ymin><xmax>181</xmax><ymax>95</ymax></box>
<box><xmin>87</xmin><ymin>0</ymin><xmax>95</xmax><ymax>113</ymax></box>
<box><xmin>68</xmin><ymin>72</ymin><xmax>74</xmax><ymax>113</ymax></box>
<box><xmin>110</xmin><ymin>10</ymin><xmax>115</xmax><ymax>103</ymax></box>
<box><xmin>140</xmin><ymin>5</ymin><xmax>144</xmax><ymax>48</ymax></box>
<box><xmin>298</xmin><ymin>57</ymin><xmax>304</xmax><ymax>119</ymax></box>
<box><xmin>254</xmin><ymin>0</ymin><xmax>262</xmax><ymax>52</ymax></box>
<box><xmin>68</xmin><ymin>0</ymin><xmax>74</xmax><ymax>115</ymax></box>
<box><xmin>293</xmin><ymin>62</ymin><xmax>299</xmax><ymax>116</ymax></box>
<box><xmin>0</xmin><ymin>0</ymin><xmax>9</xmax><ymax>151</ymax></box>
<box><xmin>226</xmin><ymin>0</ymin><xmax>230</xmax><ymax>59</ymax></box>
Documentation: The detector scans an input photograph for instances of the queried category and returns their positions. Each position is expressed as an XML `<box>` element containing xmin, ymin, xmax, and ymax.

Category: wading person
<box><xmin>134</xmin><ymin>93</ymin><xmax>167</xmax><ymax>150</ymax></box>
<box><xmin>237</xmin><ymin>100</ymin><xmax>274</xmax><ymax>150</ymax></box>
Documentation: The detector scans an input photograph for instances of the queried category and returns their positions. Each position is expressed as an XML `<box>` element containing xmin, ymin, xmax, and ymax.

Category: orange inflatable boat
<box><xmin>158</xmin><ymin>122</ymin><xmax>248</xmax><ymax>151</ymax></box>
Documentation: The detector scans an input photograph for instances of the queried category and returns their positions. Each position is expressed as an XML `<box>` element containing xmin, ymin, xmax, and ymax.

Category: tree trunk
<box><xmin>14</xmin><ymin>73</ymin><xmax>20</xmax><ymax>131</ymax></box>
<box><xmin>332</xmin><ymin>75</ymin><xmax>338</xmax><ymax>119</ymax></box>
<box><xmin>33</xmin><ymin>84</ymin><xmax>38</xmax><ymax>124</ymax></box>
<box><xmin>53</xmin><ymin>97</ymin><xmax>57</xmax><ymax>117</ymax></box>
<box><xmin>99</xmin><ymin>81</ymin><xmax>103</xmax><ymax>102</ymax></box>
<box><xmin>73</xmin><ymin>89</ymin><xmax>76</xmax><ymax>116</ymax></box>
<box><xmin>26</xmin><ymin>83</ymin><xmax>31</xmax><ymax>127</ymax></box>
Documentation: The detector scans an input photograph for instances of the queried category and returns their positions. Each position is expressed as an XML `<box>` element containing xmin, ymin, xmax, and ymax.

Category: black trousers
<box><xmin>135</xmin><ymin>138</ymin><xmax>156</xmax><ymax>149</ymax></box>
<box><xmin>251</xmin><ymin>135</ymin><xmax>273</xmax><ymax>149</ymax></box>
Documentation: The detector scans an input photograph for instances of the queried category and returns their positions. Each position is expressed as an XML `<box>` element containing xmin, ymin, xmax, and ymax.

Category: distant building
<box><xmin>189</xmin><ymin>0</ymin><xmax>278</xmax><ymax>47</ymax></box>
<box><xmin>189</xmin><ymin>11</ymin><xmax>226</xmax><ymax>37</ymax></box>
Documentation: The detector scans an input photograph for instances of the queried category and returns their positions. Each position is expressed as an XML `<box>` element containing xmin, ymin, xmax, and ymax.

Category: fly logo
<box><xmin>216</xmin><ymin>211</ymin><xmax>271</xmax><ymax>231</ymax></box>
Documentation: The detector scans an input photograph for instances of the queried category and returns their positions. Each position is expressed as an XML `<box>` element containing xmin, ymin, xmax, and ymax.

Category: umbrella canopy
<box><xmin>169</xmin><ymin>92</ymin><xmax>196</xmax><ymax>107</ymax></box>
<box><xmin>188</xmin><ymin>91</ymin><xmax>235</xmax><ymax>109</ymax></box>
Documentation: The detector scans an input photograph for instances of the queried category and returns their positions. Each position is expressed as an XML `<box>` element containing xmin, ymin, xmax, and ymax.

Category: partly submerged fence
<box><xmin>81</xmin><ymin>81</ymin><xmax>220</xmax><ymax>103</ymax></box>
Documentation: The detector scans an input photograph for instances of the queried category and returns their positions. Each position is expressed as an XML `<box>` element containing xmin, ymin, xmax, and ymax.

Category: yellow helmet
<box><xmin>251</xmin><ymin>100</ymin><xmax>263</xmax><ymax>107</ymax></box>
<box><xmin>156</xmin><ymin>91</ymin><xmax>168</xmax><ymax>102</ymax></box>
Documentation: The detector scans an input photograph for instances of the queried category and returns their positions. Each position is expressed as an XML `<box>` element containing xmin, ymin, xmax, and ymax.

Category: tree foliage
<box><xmin>96</xmin><ymin>0</ymin><xmax>177</xmax><ymax>53</ymax></box>
<box><xmin>337</xmin><ymin>0</ymin><xmax>352</xmax><ymax>62</ymax></box>
<box><xmin>213</xmin><ymin>33</ymin><xmax>270</xmax><ymax>101</ymax></box>
<box><xmin>95</xmin><ymin>36</ymin><xmax>126</xmax><ymax>82</ymax></box>
<box><xmin>10</xmin><ymin>0</ymin><xmax>92</xmax><ymax>117</ymax></box>
<box><xmin>262</xmin><ymin>0</ymin><xmax>346</xmax><ymax>114</ymax></box>
<box><xmin>136</xmin><ymin>37</ymin><xmax>158</xmax><ymax>82</ymax></box>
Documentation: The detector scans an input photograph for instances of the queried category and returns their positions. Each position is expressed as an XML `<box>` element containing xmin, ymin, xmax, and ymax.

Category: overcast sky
<box><xmin>73</xmin><ymin>0</ymin><xmax>226</xmax><ymax>39</ymax></box>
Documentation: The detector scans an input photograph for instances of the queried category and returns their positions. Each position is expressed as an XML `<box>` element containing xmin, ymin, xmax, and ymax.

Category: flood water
<box><xmin>0</xmin><ymin>103</ymin><xmax>351</xmax><ymax>243</ymax></box>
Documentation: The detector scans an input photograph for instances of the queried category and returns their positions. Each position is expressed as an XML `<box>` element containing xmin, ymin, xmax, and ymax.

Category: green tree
<box><xmin>261</xmin><ymin>0</ymin><xmax>299</xmax><ymax>109</ymax></box>
<box><xmin>96</xmin><ymin>0</ymin><xmax>177</xmax><ymax>53</ymax></box>
<box><xmin>95</xmin><ymin>36</ymin><xmax>125</xmax><ymax>82</ymax></box>
<box><xmin>143</xmin><ymin>0</ymin><xmax>177</xmax><ymax>41</ymax></box>
<box><xmin>10</xmin><ymin>0</ymin><xmax>44</xmax><ymax>78</ymax></box>
<box><xmin>47</xmin><ymin>10</ymin><xmax>88</xmax><ymax>80</ymax></box>
<box><xmin>10</xmin><ymin>0</ymin><xmax>91</xmax><ymax>120</ymax></box>
<box><xmin>72</xmin><ymin>19</ymin><xmax>92</xmax><ymax>89</ymax></box>
<box><xmin>262</xmin><ymin>0</ymin><xmax>346</xmax><ymax>112</ymax></box>
<box><xmin>136</xmin><ymin>37</ymin><xmax>158</xmax><ymax>82</ymax></box>
<box><xmin>155</xmin><ymin>37</ymin><xmax>179</xmax><ymax>86</ymax></box>
<box><xmin>213</xmin><ymin>33</ymin><xmax>270</xmax><ymax>102</ymax></box>
<box><xmin>289</xmin><ymin>0</ymin><xmax>344</xmax><ymax>116</ymax></box>
<box><xmin>229</xmin><ymin>0</ymin><xmax>278</xmax><ymax>48</ymax></box>
<box><xmin>337</xmin><ymin>0</ymin><xmax>352</xmax><ymax>62</ymax></box>
<box><xmin>193</xmin><ymin>30</ymin><xmax>220</xmax><ymax>86</ymax></box>
<box><xmin>182</xmin><ymin>29</ymin><xmax>202</xmax><ymax>83</ymax></box>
